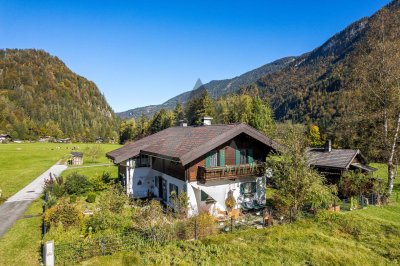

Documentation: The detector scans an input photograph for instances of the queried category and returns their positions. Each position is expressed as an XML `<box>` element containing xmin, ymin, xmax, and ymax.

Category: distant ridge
<box><xmin>117</xmin><ymin>56</ymin><xmax>296</xmax><ymax>119</ymax></box>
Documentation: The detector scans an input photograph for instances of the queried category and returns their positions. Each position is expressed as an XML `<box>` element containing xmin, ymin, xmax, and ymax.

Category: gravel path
<box><xmin>0</xmin><ymin>163</ymin><xmax>67</xmax><ymax>238</ymax></box>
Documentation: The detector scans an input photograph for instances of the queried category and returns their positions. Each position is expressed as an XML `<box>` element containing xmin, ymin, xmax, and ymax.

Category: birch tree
<box><xmin>352</xmin><ymin>7</ymin><xmax>400</xmax><ymax>194</ymax></box>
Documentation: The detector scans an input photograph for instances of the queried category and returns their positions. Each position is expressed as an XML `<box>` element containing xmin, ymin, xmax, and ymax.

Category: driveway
<box><xmin>0</xmin><ymin>163</ymin><xmax>67</xmax><ymax>238</ymax></box>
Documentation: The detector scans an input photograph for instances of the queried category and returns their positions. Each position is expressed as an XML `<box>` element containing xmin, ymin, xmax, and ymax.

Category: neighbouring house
<box><xmin>307</xmin><ymin>140</ymin><xmax>377</xmax><ymax>184</ymax></box>
<box><xmin>56</xmin><ymin>138</ymin><xmax>71</xmax><ymax>143</ymax></box>
<box><xmin>107</xmin><ymin>118</ymin><xmax>282</xmax><ymax>217</ymax></box>
<box><xmin>95</xmin><ymin>137</ymin><xmax>104</xmax><ymax>143</ymax></box>
<box><xmin>70</xmin><ymin>152</ymin><xmax>83</xmax><ymax>165</ymax></box>
<box><xmin>0</xmin><ymin>134</ymin><xmax>12</xmax><ymax>143</ymax></box>
<box><xmin>39</xmin><ymin>136</ymin><xmax>52</xmax><ymax>142</ymax></box>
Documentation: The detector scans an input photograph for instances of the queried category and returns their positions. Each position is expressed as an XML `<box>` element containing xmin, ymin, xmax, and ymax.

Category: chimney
<box><xmin>324</xmin><ymin>140</ymin><xmax>332</xmax><ymax>152</ymax></box>
<box><xmin>178</xmin><ymin>120</ymin><xmax>187</xmax><ymax>127</ymax></box>
<box><xmin>201</xmin><ymin>116</ymin><xmax>213</xmax><ymax>126</ymax></box>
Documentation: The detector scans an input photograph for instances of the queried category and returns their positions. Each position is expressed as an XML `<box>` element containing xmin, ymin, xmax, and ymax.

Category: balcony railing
<box><xmin>198</xmin><ymin>162</ymin><xmax>264</xmax><ymax>183</ymax></box>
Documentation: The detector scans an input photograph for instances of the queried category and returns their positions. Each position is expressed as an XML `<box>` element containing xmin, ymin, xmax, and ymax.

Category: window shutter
<box><xmin>235</xmin><ymin>149</ymin><xmax>240</xmax><ymax>165</ymax></box>
<box><xmin>239</xmin><ymin>183</ymin><xmax>244</xmax><ymax>194</ymax></box>
<box><xmin>205</xmin><ymin>152</ymin><xmax>211</xmax><ymax>167</ymax></box>
<box><xmin>219</xmin><ymin>149</ymin><xmax>225</xmax><ymax>166</ymax></box>
<box><xmin>201</xmin><ymin>190</ymin><xmax>208</xmax><ymax>201</ymax></box>
<box><xmin>251</xmin><ymin>182</ymin><xmax>256</xmax><ymax>193</ymax></box>
<box><xmin>247</xmin><ymin>149</ymin><xmax>254</xmax><ymax>164</ymax></box>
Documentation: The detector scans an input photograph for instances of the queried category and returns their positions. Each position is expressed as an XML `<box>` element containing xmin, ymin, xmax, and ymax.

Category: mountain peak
<box><xmin>192</xmin><ymin>78</ymin><xmax>203</xmax><ymax>91</ymax></box>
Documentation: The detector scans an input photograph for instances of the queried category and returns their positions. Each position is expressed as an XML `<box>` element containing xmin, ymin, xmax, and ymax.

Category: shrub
<box><xmin>86</xmin><ymin>192</ymin><xmax>97</xmax><ymax>203</ymax></box>
<box><xmin>225</xmin><ymin>190</ymin><xmax>236</xmax><ymax>210</ymax></box>
<box><xmin>102</xmin><ymin>171</ymin><xmax>113</xmax><ymax>184</ymax></box>
<box><xmin>44</xmin><ymin>202</ymin><xmax>83</xmax><ymax>229</ymax></box>
<box><xmin>64</xmin><ymin>172</ymin><xmax>93</xmax><ymax>195</ymax></box>
<box><xmin>44</xmin><ymin>174</ymin><xmax>65</xmax><ymax>198</ymax></box>
<box><xmin>69</xmin><ymin>195</ymin><xmax>77</xmax><ymax>203</ymax></box>
<box><xmin>44</xmin><ymin>193</ymin><xmax>58</xmax><ymax>209</ymax></box>
<box><xmin>90</xmin><ymin>174</ymin><xmax>108</xmax><ymax>192</ymax></box>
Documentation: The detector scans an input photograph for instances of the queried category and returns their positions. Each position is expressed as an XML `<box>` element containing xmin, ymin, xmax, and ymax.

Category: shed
<box><xmin>70</xmin><ymin>152</ymin><xmax>83</xmax><ymax>165</ymax></box>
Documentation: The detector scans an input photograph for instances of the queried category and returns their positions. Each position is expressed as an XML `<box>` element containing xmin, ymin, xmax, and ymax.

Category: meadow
<box><xmin>0</xmin><ymin>142</ymin><xmax>120</xmax><ymax>200</ymax></box>
<box><xmin>0</xmin><ymin>142</ymin><xmax>120</xmax><ymax>266</ymax></box>
<box><xmin>1</xmin><ymin>142</ymin><xmax>399</xmax><ymax>266</ymax></box>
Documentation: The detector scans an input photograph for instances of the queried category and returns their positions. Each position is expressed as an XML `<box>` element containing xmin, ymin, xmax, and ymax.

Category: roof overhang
<box><xmin>350</xmin><ymin>163</ymin><xmax>377</xmax><ymax>172</ymax></box>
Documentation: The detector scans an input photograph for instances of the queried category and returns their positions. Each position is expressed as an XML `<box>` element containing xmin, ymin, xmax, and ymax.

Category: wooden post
<box><xmin>42</xmin><ymin>240</ymin><xmax>54</xmax><ymax>266</ymax></box>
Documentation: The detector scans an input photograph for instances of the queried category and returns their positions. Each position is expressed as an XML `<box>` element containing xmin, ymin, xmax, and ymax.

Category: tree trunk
<box><xmin>387</xmin><ymin>112</ymin><xmax>400</xmax><ymax>194</ymax></box>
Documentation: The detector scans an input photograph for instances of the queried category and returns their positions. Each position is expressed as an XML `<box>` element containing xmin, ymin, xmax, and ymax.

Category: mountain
<box><xmin>254</xmin><ymin>0</ymin><xmax>400</xmax><ymax>129</ymax></box>
<box><xmin>117</xmin><ymin>56</ymin><xmax>296</xmax><ymax>119</ymax></box>
<box><xmin>118</xmin><ymin>0</ymin><xmax>399</xmax><ymax>127</ymax></box>
<box><xmin>0</xmin><ymin>49</ymin><xmax>119</xmax><ymax>141</ymax></box>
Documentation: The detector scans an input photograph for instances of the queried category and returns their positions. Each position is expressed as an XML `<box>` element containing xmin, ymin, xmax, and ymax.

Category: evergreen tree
<box><xmin>173</xmin><ymin>103</ymin><xmax>185</xmax><ymax>124</ymax></box>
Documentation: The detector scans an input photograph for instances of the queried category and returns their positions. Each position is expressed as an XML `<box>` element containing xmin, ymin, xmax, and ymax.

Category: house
<box><xmin>70</xmin><ymin>152</ymin><xmax>83</xmax><ymax>165</ymax></box>
<box><xmin>307</xmin><ymin>140</ymin><xmax>377</xmax><ymax>183</ymax></box>
<box><xmin>107</xmin><ymin>118</ymin><xmax>282</xmax><ymax>217</ymax></box>
<box><xmin>56</xmin><ymin>138</ymin><xmax>71</xmax><ymax>143</ymax></box>
<box><xmin>39</xmin><ymin>136</ymin><xmax>52</xmax><ymax>142</ymax></box>
<box><xmin>0</xmin><ymin>134</ymin><xmax>12</xmax><ymax>143</ymax></box>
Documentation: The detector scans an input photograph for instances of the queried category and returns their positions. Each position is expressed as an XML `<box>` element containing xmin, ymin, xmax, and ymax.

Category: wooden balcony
<box><xmin>198</xmin><ymin>162</ymin><xmax>264</xmax><ymax>183</ymax></box>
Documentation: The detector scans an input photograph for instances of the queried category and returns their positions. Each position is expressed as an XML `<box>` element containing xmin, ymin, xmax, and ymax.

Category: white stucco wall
<box><xmin>121</xmin><ymin>157</ymin><xmax>266</xmax><ymax>217</ymax></box>
<box><xmin>189</xmin><ymin>176</ymin><xmax>265</xmax><ymax>216</ymax></box>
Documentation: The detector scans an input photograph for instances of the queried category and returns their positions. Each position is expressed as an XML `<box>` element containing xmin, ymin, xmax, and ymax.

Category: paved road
<box><xmin>0</xmin><ymin>163</ymin><xmax>67</xmax><ymax>238</ymax></box>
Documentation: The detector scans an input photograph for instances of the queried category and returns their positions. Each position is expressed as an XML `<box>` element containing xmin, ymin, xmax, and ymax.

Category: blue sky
<box><xmin>0</xmin><ymin>0</ymin><xmax>390</xmax><ymax>112</ymax></box>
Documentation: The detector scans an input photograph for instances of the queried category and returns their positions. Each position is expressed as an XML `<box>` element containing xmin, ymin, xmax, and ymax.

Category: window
<box><xmin>154</xmin><ymin>176</ymin><xmax>159</xmax><ymax>188</ymax></box>
<box><xmin>240</xmin><ymin>182</ymin><xmax>256</xmax><ymax>195</ymax></box>
<box><xmin>137</xmin><ymin>154</ymin><xmax>150</xmax><ymax>167</ymax></box>
<box><xmin>209</xmin><ymin>150</ymin><xmax>218</xmax><ymax>167</ymax></box>
<box><xmin>240</xmin><ymin>149</ymin><xmax>247</xmax><ymax>164</ymax></box>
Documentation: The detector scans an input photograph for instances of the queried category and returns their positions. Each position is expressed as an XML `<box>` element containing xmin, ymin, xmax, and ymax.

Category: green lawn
<box><xmin>0</xmin><ymin>199</ymin><xmax>43</xmax><ymax>266</ymax></box>
<box><xmin>0</xmin><ymin>142</ymin><xmax>120</xmax><ymax>199</ymax></box>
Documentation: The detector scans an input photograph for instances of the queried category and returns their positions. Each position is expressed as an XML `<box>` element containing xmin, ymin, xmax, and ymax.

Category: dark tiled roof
<box><xmin>107</xmin><ymin>123</ymin><xmax>282</xmax><ymax>165</ymax></box>
<box><xmin>307</xmin><ymin>148</ymin><xmax>359</xmax><ymax>169</ymax></box>
<box><xmin>71</xmin><ymin>152</ymin><xmax>83</xmax><ymax>157</ymax></box>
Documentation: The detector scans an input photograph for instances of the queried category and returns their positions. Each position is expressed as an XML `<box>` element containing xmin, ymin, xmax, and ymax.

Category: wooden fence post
<box><xmin>42</xmin><ymin>240</ymin><xmax>54</xmax><ymax>266</ymax></box>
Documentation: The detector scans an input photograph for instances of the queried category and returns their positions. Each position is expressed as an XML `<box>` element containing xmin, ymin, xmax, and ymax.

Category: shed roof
<box><xmin>71</xmin><ymin>152</ymin><xmax>83</xmax><ymax>157</ymax></box>
<box><xmin>107</xmin><ymin>123</ymin><xmax>282</xmax><ymax>165</ymax></box>
<box><xmin>307</xmin><ymin>148</ymin><xmax>365</xmax><ymax>170</ymax></box>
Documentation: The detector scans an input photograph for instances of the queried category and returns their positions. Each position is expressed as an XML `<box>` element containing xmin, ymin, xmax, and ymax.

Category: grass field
<box><xmin>0</xmin><ymin>142</ymin><xmax>120</xmax><ymax>199</ymax></box>
<box><xmin>0</xmin><ymin>199</ymin><xmax>43</xmax><ymax>266</ymax></box>
<box><xmin>0</xmin><ymin>142</ymin><xmax>120</xmax><ymax>266</ymax></box>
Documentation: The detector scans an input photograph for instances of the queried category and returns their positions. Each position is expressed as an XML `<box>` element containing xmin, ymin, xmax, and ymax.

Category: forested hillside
<box><xmin>0</xmin><ymin>49</ymin><xmax>119</xmax><ymax>141</ymax></box>
<box><xmin>255</xmin><ymin>0</ymin><xmax>399</xmax><ymax>128</ymax></box>
<box><xmin>251</xmin><ymin>0</ymin><xmax>400</xmax><ymax>161</ymax></box>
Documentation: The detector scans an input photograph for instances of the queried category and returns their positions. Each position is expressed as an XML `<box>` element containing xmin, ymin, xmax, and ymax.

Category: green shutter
<box><xmin>235</xmin><ymin>149</ymin><xmax>240</xmax><ymax>165</ymax></box>
<box><xmin>239</xmin><ymin>183</ymin><xmax>244</xmax><ymax>194</ymax></box>
<box><xmin>205</xmin><ymin>152</ymin><xmax>211</xmax><ymax>167</ymax></box>
<box><xmin>251</xmin><ymin>182</ymin><xmax>256</xmax><ymax>193</ymax></box>
<box><xmin>247</xmin><ymin>149</ymin><xmax>254</xmax><ymax>164</ymax></box>
<box><xmin>201</xmin><ymin>190</ymin><xmax>208</xmax><ymax>201</ymax></box>
<box><xmin>219</xmin><ymin>149</ymin><xmax>225</xmax><ymax>166</ymax></box>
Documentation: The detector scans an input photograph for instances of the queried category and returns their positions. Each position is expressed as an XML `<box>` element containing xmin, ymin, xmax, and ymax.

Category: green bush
<box><xmin>64</xmin><ymin>172</ymin><xmax>93</xmax><ymax>195</ymax></box>
<box><xmin>69</xmin><ymin>195</ymin><xmax>77</xmax><ymax>203</ymax></box>
<box><xmin>102</xmin><ymin>171</ymin><xmax>113</xmax><ymax>184</ymax></box>
<box><xmin>86</xmin><ymin>192</ymin><xmax>97</xmax><ymax>203</ymax></box>
<box><xmin>44</xmin><ymin>202</ymin><xmax>83</xmax><ymax>229</ymax></box>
